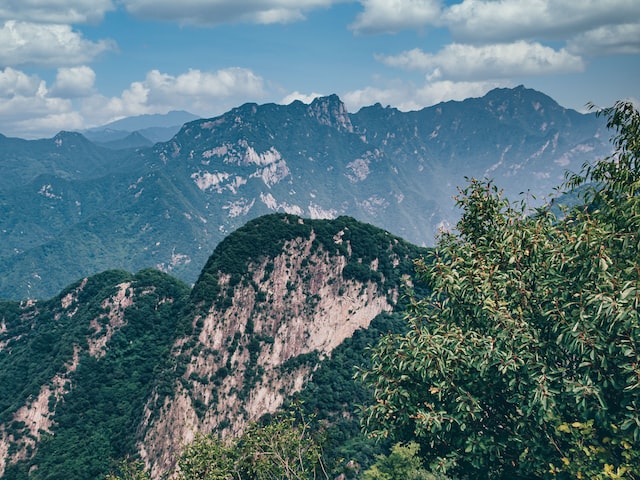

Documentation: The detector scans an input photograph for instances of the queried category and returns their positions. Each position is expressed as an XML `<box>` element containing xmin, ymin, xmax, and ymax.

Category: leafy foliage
<box><xmin>105</xmin><ymin>460</ymin><xmax>152</xmax><ymax>480</ymax></box>
<box><xmin>362</xmin><ymin>442</ymin><xmax>442</xmax><ymax>480</ymax></box>
<box><xmin>176</xmin><ymin>407</ymin><xmax>328</xmax><ymax>480</ymax></box>
<box><xmin>291</xmin><ymin>313</ymin><xmax>410</xmax><ymax>477</ymax></box>
<box><xmin>357</xmin><ymin>102</ymin><xmax>640</xmax><ymax>478</ymax></box>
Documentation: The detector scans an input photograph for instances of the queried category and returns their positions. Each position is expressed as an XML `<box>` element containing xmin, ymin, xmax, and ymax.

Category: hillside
<box><xmin>0</xmin><ymin>214</ymin><xmax>427</xmax><ymax>479</ymax></box>
<box><xmin>0</xmin><ymin>86</ymin><xmax>610</xmax><ymax>300</ymax></box>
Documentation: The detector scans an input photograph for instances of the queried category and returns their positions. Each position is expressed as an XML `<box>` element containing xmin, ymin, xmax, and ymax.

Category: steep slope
<box><xmin>0</xmin><ymin>269</ymin><xmax>191</xmax><ymax>478</ymax></box>
<box><xmin>0</xmin><ymin>214</ymin><xmax>426</xmax><ymax>479</ymax></box>
<box><xmin>0</xmin><ymin>87</ymin><xmax>610</xmax><ymax>300</ymax></box>
<box><xmin>137</xmin><ymin>214</ymin><xmax>425</xmax><ymax>477</ymax></box>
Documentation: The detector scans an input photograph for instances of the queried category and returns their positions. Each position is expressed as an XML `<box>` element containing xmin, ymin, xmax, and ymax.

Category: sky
<box><xmin>0</xmin><ymin>0</ymin><xmax>638</xmax><ymax>139</ymax></box>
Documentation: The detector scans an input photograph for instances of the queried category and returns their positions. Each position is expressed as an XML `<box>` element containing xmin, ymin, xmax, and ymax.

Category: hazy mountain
<box><xmin>82</xmin><ymin>110</ymin><xmax>201</xmax><ymax>145</ymax></box>
<box><xmin>96</xmin><ymin>131</ymin><xmax>155</xmax><ymax>150</ymax></box>
<box><xmin>0</xmin><ymin>214</ymin><xmax>426</xmax><ymax>479</ymax></box>
<box><xmin>0</xmin><ymin>86</ymin><xmax>611</xmax><ymax>300</ymax></box>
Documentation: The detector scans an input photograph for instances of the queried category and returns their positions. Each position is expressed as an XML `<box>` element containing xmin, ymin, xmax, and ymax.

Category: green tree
<box><xmin>362</xmin><ymin>442</ymin><xmax>442</xmax><ymax>480</ymax></box>
<box><xmin>357</xmin><ymin>102</ymin><xmax>640</xmax><ymax>479</ymax></box>
<box><xmin>177</xmin><ymin>433</ymin><xmax>239</xmax><ymax>480</ymax></box>
<box><xmin>176</xmin><ymin>407</ymin><xmax>328</xmax><ymax>480</ymax></box>
<box><xmin>239</xmin><ymin>410</ymin><xmax>327</xmax><ymax>480</ymax></box>
<box><xmin>105</xmin><ymin>459</ymin><xmax>151</xmax><ymax>480</ymax></box>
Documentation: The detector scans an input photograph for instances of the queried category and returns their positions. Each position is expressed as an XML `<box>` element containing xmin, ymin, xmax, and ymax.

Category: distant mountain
<box><xmin>82</xmin><ymin>110</ymin><xmax>201</xmax><ymax>145</ymax></box>
<box><xmin>97</xmin><ymin>131</ymin><xmax>155</xmax><ymax>150</ymax></box>
<box><xmin>0</xmin><ymin>214</ymin><xmax>425</xmax><ymax>479</ymax></box>
<box><xmin>98</xmin><ymin>110</ymin><xmax>200</xmax><ymax>131</ymax></box>
<box><xmin>0</xmin><ymin>86</ymin><xmax>611</xmax><ymax>300</ymax></box>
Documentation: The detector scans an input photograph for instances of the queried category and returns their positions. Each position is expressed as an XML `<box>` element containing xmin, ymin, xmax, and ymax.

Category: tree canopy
<box><xmin>357</xmin><ymin>101</ymin><xmax>640</xmax><ymax>479</ymax></box>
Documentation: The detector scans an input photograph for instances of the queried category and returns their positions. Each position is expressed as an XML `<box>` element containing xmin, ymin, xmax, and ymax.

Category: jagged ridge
<box><xmin>0</xmin><ymin>86</ymin><xmax>610</xmax><ymax>303</ymax></box>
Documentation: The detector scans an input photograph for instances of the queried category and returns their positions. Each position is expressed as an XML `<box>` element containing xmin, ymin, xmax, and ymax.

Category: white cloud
<box><xmin>281</xmin><ymin>91</ymin><xmax>325</xmax><ymax>104</ymax></box>
<box><xmin>413</xmin><ymin>79</ymin><xmax>505</xmax><ymax>106</ymax></box>
<box><xmin>442</xmin><ymin>0</ymin><xmax>640</xmax><ymax>43</ymax></box>
<box><xmin>50</xmin><ymin>66</ymin><xmax>96</xmax><ymax>98</ymax></box>
<box><xmin>0</xmin><ymin>67</ymin><xmax>82</xmax><ymax>138</ymax></box>
<box><xmin>0</xmin><ymin>65</ymin><xmax>268</xmax><ymax>138</ymax></box>
<box><xmin>81</xmin><ymin>67</ymin><xmax>267</xmax><ymax>127</ymax></box>
<box><xmin>342</xmin><ymin>79</ymin><xmax>503</xmax><ymax>112</ymax></box>
<box><xmin>122</xmin><ymin>0</ymin><xmax>336</xmax><ymax>26</ymax></box>
<box><xmin>0</xmin><ymin>67</ymin><xmax>42</xmax><ymax>97</ymax></box>
<box><xmin>377</xmin><ymin>41</ymin><xmax>585</xmax><ymax>80</ymax></box>
<box><xmin>0</xmin><ymin>0</ymin><xmax>114</xmax><ymax>24</ymax></box>
<box><xmin>0</xmin><ymin>21</ymin><xmax>115</xmax><ymax>67</ymax></box>
<box><xmin>568</xmin><ymin>22</ymin><xmax>640</xmax><ymax>55</ymax></box>
<box><xmin>349</xmin><ymin>0</ymin><xmax>441</xmax><ymax>34</ymax></box>
<box><xmin>14</xmin><ymin>111</ymin><xmax>85</xmax><ymax>138</ymax></box>
<box><xmin>142</xmin><ymin>67</ymin><xmax>266</xmax><ymax>111</ymax></box>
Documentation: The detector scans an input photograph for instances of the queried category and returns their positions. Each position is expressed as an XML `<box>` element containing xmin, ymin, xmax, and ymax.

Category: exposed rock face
<box><xmin>0</xmin><ymin>270</ymin><xmax>189</xmax><ymax>477</ymax></box>
<box><xmin>0</xmin><ymin>86</ymin><xmax>611</xmax><ymax>301</ymax></box>
<box><xmin>0</xmin><ymin>214</ymin><xmax>423</xmax><ymax>479</ymax></box>
<box><xmin>138</xmin><ymin>216</ymin><xmax>416</xmax><ymax>478</ymax></box>
<box><xmin>0</xmin><ymin>347</ymin><xmax>79</xmax><ymax>477</ymax></box>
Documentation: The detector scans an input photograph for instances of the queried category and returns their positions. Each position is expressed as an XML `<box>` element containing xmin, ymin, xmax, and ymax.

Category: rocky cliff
<box><xmin>0</xmin><ymin>214</ymin><xmax>426</xmax><ymax>479</ymax></box>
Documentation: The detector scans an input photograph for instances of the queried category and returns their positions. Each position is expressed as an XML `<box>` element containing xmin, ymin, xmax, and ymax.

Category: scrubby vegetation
<box><xmin>190</xmin><ymin>213</ymin><xmax>423</xmax><ymax>309</ymax></box>
<box><xmin>118</xmin><ymin>101</ymin><xmax>639</xmax><ymax>480</ymax></box>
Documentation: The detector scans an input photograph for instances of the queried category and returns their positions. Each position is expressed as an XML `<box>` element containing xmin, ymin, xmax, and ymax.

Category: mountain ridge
<box><xmin>0</xmin><ymin>213</ymin><xmax>426</xmax><ymax>478</ymax></box>
<box><xmin>0</xmin><ymin>86</ymin><xmax>611</xmax><ymax>300</ymax></box>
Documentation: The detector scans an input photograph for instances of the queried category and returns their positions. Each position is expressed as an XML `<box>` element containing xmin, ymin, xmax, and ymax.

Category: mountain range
<box><xmin>0</xmin><ymin>85</ymin><xmax>611</xmax><ymax>300</ymax></box>
<box><xmin>0</xmin><ymin>213</ymin><xmax>426</xmax><ymax>478</ymax></box>
<box><xmin>81</xmin><ymin>110</ymin><xmax>201</xmax><ymax>147</ymax></box>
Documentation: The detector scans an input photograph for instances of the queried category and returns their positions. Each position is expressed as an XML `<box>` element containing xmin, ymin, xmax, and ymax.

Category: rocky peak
<box><xmin>308</xmin><ymin>94</ymin><xmax>354</xmax><ymax>133</ymax></box>
<box><xmin>137</xmin><ymin>214</ymin><xmax>423</xmax><ymax>477</ymax></box>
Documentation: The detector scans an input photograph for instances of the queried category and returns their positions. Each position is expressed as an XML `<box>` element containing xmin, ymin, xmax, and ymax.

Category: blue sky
<box><xmin>0</xmin><ymin>0</ymin><xmax>638</xmax><ymax>139</ymax></box>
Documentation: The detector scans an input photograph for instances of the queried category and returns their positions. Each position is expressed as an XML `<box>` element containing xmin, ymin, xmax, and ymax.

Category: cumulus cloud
<box><xmin>280</xmin><ymin>91</ymin><xmax>325</xmax><ymax>105</ymax></box>
<box><xmin>349</xmin><ymin>0</ymin><xmax>441</xmax><ymax>34</ymax></box>
<box><xmin>442</xmin><ymin>0</ymin><xmax>640</xmax><ymax>43</ymax></box>
<box><xmin>342</xmin><ymin>79</ymin><xmax>503</xmax><ymax>112</ymax></box>
<box><xmin>0</xmin><ymin>21</ymin><xmax>115</xmax><ymax>67</ymax></box>
<box><xmin>50</xmin><ymin>66</ymin><xmax>96</xmax><ymax>98</ymax></box>
<box><xmin>0</xmin><ymin>66</ymin><xmax>268</xmax><ymax>138</ymax></box>
<box><xmin>0</xmin><ymin>67</ymin><xmax>82</xmax><ymax>138</ymax></box>
<box><xmin>122</xmin><ymin>0</ymin><xmax>336</xmax><ymax>26</ymax></box>
<box><xmin>377</xmin><ymin>41</ymin><xmax>585</xmax><ymax>80</ymax></box>
<box><xmin>0</xmin><ymin>0</ymin><xmax>114</xmax><ymax>24</ymax></box>
<box><xmin>81</xmin><ymin>67</ymin><xmax>267</xmax><ymax>127</ymax></box>
<box><xmin>140</xmin><ymin>67</ymin><xmax>266</xmax><ymax>111</ymax></box>
<box><xmin>0</xmin><ymin>67</ymin><xmax>42</xmax><ymax>97</ymax></box>
<box><xmin>568</xmin><ymin>22</ymin><xmax>640</xmax><ymax>55</ymax></box>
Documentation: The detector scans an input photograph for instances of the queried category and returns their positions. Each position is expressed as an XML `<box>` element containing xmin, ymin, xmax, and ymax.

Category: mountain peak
<box><xmin>483</xmin><ymin>84</ymin><xmax>564</xmax><ymax>111</ymax></box>
<box><xmin>307</xmin><ymin>94</ymin><xmax>353</xmax><ymax>132</ymax></box>
<box><xmin>51</xmin><ymin>130</ymin><xmax>96</xmax><ymax>147</ymax></box>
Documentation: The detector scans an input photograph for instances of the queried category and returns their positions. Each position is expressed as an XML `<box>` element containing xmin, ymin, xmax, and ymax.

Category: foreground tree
<box><xmin>106</xmin><ymin>407</ymin><xmax>326</xmax><ymax>480</ymax></box>
<box><xmin>177</xmin><ymin>407</ymin><xmax>328</xmax><ymax>480</ymax></box>
<box><xmin>105</xmin><ymin>459</ymin><xmax>151</xmax><ymax>480</ymax></box>
<box><xmin>357</xmin><ymin>101</ymin><xmax>640</xmax><ymax>479</ymax></box>
<box><xmin>362</xmin><ymin>442</ymin><xmax>441</xmax><ymax>480</ymax></box>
